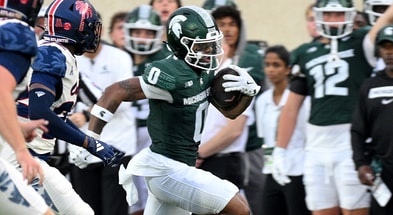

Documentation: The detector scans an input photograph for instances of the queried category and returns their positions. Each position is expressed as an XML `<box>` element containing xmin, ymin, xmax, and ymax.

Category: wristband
<box><xmin>91</xmin><ymin>104</ymin><xmax>113</xmax><ymax>122</ymax></box>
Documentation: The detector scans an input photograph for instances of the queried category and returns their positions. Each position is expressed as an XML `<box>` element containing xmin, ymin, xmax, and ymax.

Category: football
<box><xmin>210</xmin><ymin>67</ymin><xmax>243</xmax><ymax>110</ymax></box>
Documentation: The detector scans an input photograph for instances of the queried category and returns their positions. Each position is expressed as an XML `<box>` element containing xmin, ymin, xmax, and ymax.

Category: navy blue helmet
<box><xmin>0</xmin><ymin>0</ymin><xmax>44</xmax><ymax>26</ymax></box>
<box><xmin>44</xmin><ymin>0</ymin><xmax>102</xmax><ymax>55</ymax></box>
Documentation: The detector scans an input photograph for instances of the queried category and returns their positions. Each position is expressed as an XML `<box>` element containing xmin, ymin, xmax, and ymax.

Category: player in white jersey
<box><xmin>0</xmin><ymin>0</ymin><xmax>54</xmax><ymax>214</ymax></box>
<box><xmin>68</xmin><ymin>39</ymin><xmax>136</xmax><ymax>214</ymax></box>
<box><xmin>0</xmin><ymin>0</ymin><xmax>124</xmax><ymax>214</ymax></box>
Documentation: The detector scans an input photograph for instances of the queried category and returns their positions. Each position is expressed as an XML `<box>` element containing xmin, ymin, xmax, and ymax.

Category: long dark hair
<box><xmin>264</xmin><ymin>45</ymin><xmax>290</xmax><ymax>67</ymax></box>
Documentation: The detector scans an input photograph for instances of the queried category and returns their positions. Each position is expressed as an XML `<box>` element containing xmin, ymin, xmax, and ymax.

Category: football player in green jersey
<box><xmin>123</xmin><ymin>5</ymin><xmax>171</xmax><ymax>215</ymax></box>
<box><xmin>275</xmin><ymin>1</ymin><xmax>393</xmax><ymax>215</ymax></box>
<box><xmin>87</xmin><ymin>6</ymin><xmax>260</xmax><ymax>215</ymax></box>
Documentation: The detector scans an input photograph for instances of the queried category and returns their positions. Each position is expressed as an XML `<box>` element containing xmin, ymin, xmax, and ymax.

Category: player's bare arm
<box><xmin>276</xmin><ymin>92</ymin><xmax>306</xmax><ymax>149</ymax></box>
<box><xmin>0</xmin><ymin>67</ymin><xmax>45</xmax><ymax>185</ymax></box>
<box><xmin>89</xmin><ymin>77</ymin><xmax>146</xmax><ymax>134</ymax></box>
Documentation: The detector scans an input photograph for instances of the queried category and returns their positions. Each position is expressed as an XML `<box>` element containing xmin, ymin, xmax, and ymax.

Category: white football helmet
<box><xmin>313</xmin><ymin>0</ymin><xmax>357</xmax><ymax>39</ymax></box>
<box><xmin>124</xmin><ymin>5</ymin><xmax>164</xmax><ymax>55</ymax></box>
<box><xmin>364</xmin><ymin>0</ymin><xmax>392</xmax><ymax>25</ymax></box>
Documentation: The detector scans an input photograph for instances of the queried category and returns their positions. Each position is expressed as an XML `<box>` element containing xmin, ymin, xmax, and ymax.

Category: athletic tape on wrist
<box><xmin>91</xmin><ymin>105</ymin><xmax>113</xmax><ymax>123</ymax></box>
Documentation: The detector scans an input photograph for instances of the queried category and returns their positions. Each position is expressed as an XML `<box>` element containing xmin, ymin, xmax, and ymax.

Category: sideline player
<box><xmin>276</xmin><ymin>0</ymin><xmax>393</xmax><ymax>215</ymax></box>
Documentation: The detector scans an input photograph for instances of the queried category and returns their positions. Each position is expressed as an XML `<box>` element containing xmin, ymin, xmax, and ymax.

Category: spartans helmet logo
<box><xmin>168</xmin><ymin>15</ymin><xmax>186</xmax><ymax>39</ymax></box>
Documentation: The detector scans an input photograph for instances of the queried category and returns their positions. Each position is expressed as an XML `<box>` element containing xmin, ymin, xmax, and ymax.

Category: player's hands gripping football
<box><xmin>222</xmin><ymin>65</ymin><xmax>261</xmax><ymax>96</ymax></box>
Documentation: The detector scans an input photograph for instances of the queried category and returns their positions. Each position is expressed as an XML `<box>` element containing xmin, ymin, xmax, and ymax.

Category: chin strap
<box><xmin>328</xmin><ymin>38</ymin><xmax>340</xmax><ymax>63</ymax></box>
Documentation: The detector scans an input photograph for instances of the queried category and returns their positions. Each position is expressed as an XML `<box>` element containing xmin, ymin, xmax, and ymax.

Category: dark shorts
<box><xmin>199</xmin><ymin>152</ymin><xmax>246</xmax><ymax>188</ymax></box>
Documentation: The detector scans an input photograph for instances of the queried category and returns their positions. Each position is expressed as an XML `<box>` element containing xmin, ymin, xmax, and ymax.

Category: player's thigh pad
<box><xmin>303</xmin><ymin>151</ymin><xmax>339</xmax><ymax>210</ymax></box>
<box><xmin>334</xmin><ymin>156</ymin><xmax>370</xmax><ymax>209</ymax></box>
<box><xmin>145</xmin><ymin>166</ymin><xmax>239</xmax><ymax>214</ymax></box>
<box><xmin>143</xmin><ymin>191</ymin><xmax>191</xmax><ymax>215</ymax></box>
<box><xmin>0</xmin><ymin>158</ymin><xmax>48</xmax><ymax>215</ymax></box>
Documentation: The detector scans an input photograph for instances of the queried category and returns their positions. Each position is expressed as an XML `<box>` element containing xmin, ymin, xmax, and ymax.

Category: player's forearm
<box><xmin>276</xmin><ymin>110</ymin><xmax>296</xmax><ymax>149</ymax></box>
<box><xmin>29</xmin><ymin>88</ymin><xmax>86</xmax><ymax>146</ymax></box>
<box><xmin>199</xmin><ymin>116</ymin><xmax>247</xmax><ymax>157</ymax></box>
<box><xmin>351</xmin><ymin>132</ymin><xmax>369</xmax><ymax>170</ymax></box>
<box><xmin>89</xmin><ymin>78</ymin><xmax>146</xmax><ymax>135</ymax></box>
<box><xmin>350</xmin><ymin>117</ymin><xmax>370</xmax><ymax>170</ymax></box>
<box><xmin>88</xmin><ymin>84</ymin><xmax>123</xmax><ymax>134</ymax></box>
<box><xmin>276</xmin><ymin>92</ymin><xmax>305</xmax><ymax>149</ymax></box>
<box><xmin>199</xmin><ymin>134</ymin><xmax>231</xmax><ymax>158</ymax></box>
<box><xmin>0</xmin><ymin>90</ymin><xmax>28</xmax><ymax>153</ymax></box>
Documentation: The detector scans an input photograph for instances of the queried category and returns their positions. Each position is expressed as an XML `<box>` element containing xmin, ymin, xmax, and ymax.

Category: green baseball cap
<box><xmin>377</xmin><ymin>24</ymin><xmax>393</xmax><ymax>45</ymax></box>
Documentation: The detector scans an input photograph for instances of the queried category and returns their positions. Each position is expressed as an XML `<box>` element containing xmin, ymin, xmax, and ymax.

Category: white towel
<box><xmin>118</xmin><ymin>164</ymin><xmax>139</xmax><ymax>206</ymax></box>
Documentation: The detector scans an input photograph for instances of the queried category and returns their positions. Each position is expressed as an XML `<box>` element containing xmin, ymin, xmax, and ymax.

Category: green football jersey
<box><xmin>133</xmin><ymin>47</ymin><xmax>171</xmax><ymax>76</ymax></box>
<box><xmin>291</xmin><ymin>27</ymin><xmax>373</xmax><ymax>126</ymax></box>
<box><xmin>143</xmin><ymin>57</ymin><xmax>214</xmax><ymax>166</ymax></box>
<box><xmin>132</xmin><ymin>47</ymin><xmax>171</xmax><ymax>127</ymax></box>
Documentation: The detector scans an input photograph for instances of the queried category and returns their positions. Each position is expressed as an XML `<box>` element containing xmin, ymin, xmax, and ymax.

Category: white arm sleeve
<box><xmin>138</xmin><ymin>76</ymin><xmax>173</xmax><ymax>103</ymax></box>
<box><xmin>363</xmin><ymin>34</ymin><xmax>377</xmax><ymax>67</ymax></box>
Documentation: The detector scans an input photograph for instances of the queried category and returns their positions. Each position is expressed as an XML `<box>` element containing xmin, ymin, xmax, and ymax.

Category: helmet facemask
<box><xmin>72</xmin><ymin>20</ymin><xmax>101</xmax><ymax>55</ymax></box>
<box><xmin>124</xmin><ymin>24</ymin><xmax>164</xmax><ymax>55</ymax></box>
<box><xmin>84</xmin><ymin>20</ymin><xmax>102</xmax><ymax>53</ymax></box>
<box><xmin>181</xmin><ymin>31</ymin><xmax>224</xmax><ymax>71</ymax></box>
<box><xmin>314</xmin><ymin>2</ymin><xmax>356</xmax><ymax>39</ymax></box>
<box><xmin>314</xmin><ymin>0</ymin><xmax>356</xmax><ymax>62</ymax></box>
<box><xmin>124</xmin><ymin>5</ymin><xmax>163</xmax><ymax>55</ymax></box>
<box><xmin>365</xmin><ymin>0</ymin><xmax>392</xmax><ymax>25</ymax></box>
